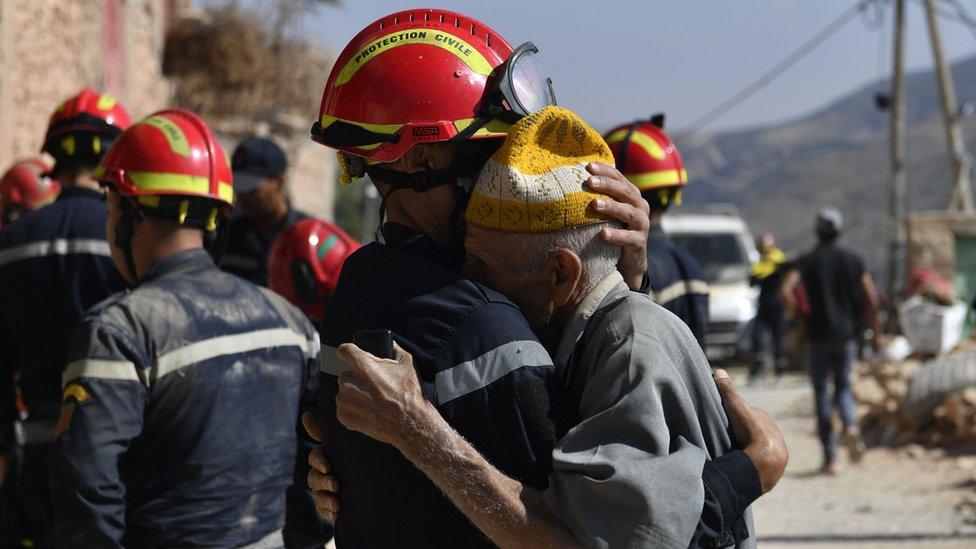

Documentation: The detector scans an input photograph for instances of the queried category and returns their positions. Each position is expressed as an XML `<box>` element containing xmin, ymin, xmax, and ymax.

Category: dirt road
<box><xmin>738</xmin><ymin>370</ymin><xmax>976</xmax><ymax>548</ymax></box>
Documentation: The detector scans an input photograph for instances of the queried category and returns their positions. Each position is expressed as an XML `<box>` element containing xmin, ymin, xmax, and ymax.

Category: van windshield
<box><xmin>668</xmin><ymin>233</ymin><xmax>749</xmax><ymax>284</ymax></box>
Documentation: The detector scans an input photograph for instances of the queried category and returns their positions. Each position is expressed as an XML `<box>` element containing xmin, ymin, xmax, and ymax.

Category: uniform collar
<box><xmin>554</xmin><ymin>270</ymin><xmax>627</xmax><ymax>367</ymax></box>
<box><xmin>57</xmin><ymin>186</ymin><xmax>104</xmax><ymax>201</ymax></box>
<box><xmin>380</xmin><ymin>222</ymin><xmax>465</xmax><ymax>269</ymax></box>
<box><xmin>140</xmin><ymin>249</ymin><xmax>214</xmax><ymax>284</ymax></box>
<box><xmin>650</xmin><ymin>223</ymin><xmax>666</xmax><ymax>238</ymax></box>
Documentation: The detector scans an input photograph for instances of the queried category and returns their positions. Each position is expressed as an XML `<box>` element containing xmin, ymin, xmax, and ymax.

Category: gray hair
<box><xmin>503</xmin><ymin>221</ymin><xmax>622</xmax><ymax>292</ymax></box>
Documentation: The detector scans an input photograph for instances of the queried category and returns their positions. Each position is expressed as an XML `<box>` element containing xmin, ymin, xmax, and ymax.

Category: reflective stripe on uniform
<box><xmin>434</xmin><ymin>340</ymin><xmax>551</xmax><ymax>405</ymax></box>
<box><xmin>64</xmin><ymin>328</ymin><xmax>317</xmax><ymax>388</ymax></box>
<box><xmin>0</xmin><ymin>238</ymin><xmax>110</xmax><ymax>268</ymax></box>
<box><xmin>63</xmin><ymin>359</ymin><xmax>142</xmax><ymax>387</ymax></box>
<box><xmin>153</xmin><ymin>327</ymin><xmax>318</xmax><ymax>382</ymax></box>
<box><xmin>650</xmin><ymin>279</ymin><xmax>709</xmax><ymax>305</ymax></box>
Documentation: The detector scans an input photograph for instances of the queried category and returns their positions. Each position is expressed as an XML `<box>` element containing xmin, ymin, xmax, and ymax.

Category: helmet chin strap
<box><xmin>115</xmin><ymin>198</ymin><xmax>145</xmax><ymax>283</ymax></box>
<box><xmin>365</xmin><ymin>139</ymin><xmax>502</xmax><ymax>242</ymax></box>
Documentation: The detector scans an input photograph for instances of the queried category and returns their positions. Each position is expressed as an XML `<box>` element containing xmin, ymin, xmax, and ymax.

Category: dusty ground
<box><xmin>737</xmin><ymin>370</ymin><xmax>976</xmax><ymax>548</ymax></box>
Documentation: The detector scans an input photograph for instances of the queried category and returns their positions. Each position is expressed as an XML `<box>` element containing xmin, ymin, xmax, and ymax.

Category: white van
<box><xmin>662</xmin><ymin>206</ymin><xmax>759</xmax><ymax>363</ymax></box>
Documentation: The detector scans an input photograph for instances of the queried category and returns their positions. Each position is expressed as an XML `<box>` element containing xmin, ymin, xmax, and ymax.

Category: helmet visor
<box><xmin>505</xmin><ymin>43</ymin><xmax>557</xmax><ymax>116</ymax></box>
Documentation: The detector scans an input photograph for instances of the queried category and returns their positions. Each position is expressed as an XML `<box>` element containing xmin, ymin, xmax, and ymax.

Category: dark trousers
<box><xmin>750</xmin><ymin>308</ymin><xmax>787</xmax><ymax>378</ymax></box>
<box><xmin>808</xmin><ymin>340</ymin><xmax>858</xmax><ymax>463</ymax></box>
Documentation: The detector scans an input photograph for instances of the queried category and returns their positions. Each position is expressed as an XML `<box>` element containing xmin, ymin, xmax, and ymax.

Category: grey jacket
<box><xmin>543</xmin><ymin>272</ymin><xmax>756</xmax><ymax>548</ymax></box>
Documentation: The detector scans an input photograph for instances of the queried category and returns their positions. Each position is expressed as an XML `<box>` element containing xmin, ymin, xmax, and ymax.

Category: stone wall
<box><xmin>906</xmin><ymin>211</ymin><xmax>976</xmax><ymax>278</ymax></box>
<box><xmin>0</xmin><ymin>0</ymin><xmax>170</xmax><ymax>170</ymax></box>
<box><xmin>0</xmin><ymin>0</ymin><xmax>336</xmax><ymax>220</ymax></box>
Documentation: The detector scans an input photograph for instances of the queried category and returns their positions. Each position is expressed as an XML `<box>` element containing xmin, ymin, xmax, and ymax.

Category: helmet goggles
<box><xmin>317</xmin><ymin>41</ymin><xmax>556</xmax><ymax>178</ymax></box>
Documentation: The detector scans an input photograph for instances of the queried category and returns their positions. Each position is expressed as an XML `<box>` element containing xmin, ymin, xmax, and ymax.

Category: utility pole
<box><xmin>889</xmin><ymin>0</ymin><xmax>907</xmax><ymax>317</ymax></box>
<box><xmin>923</xmin><ymin>0</ymin><xmax>974</xmax><ymax>213</ymax></box>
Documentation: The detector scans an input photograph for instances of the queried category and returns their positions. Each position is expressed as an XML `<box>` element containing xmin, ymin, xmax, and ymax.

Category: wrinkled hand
<box><xmin>335</xmin><ymin>342</ymin><xmax>429</xmax><ymax>448</ymax></box>
<box><xmin>586</xmin><ymin>163</ymin><xmax>650</xmax><ymax>290</ymax></box>
<box><xmin>713</xmin><ymin>369</ymin><xmax>789</xmax><ymax>493</ymax></box>
<box><xmin>302</xmin><ymin>412</ymin><xmax>340</xmax><ymax>521</ymax></box>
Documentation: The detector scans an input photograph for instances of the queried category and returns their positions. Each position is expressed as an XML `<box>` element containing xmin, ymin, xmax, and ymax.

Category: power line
<box><xmin>941</xmin><ymin>0</ymin><xmax>976</xmax><ymax>42</ymax></box>
<box><xmin>678</xmin><ymin>0</ymin><xmax>875</xmax><ymax>137</ymax></box>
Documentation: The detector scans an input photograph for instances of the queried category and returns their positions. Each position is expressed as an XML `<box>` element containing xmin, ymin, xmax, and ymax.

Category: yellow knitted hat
<box><xmin>465</xmin><ymin>106</ymin><xmax>614</xmax><ymax>234</ymax></box>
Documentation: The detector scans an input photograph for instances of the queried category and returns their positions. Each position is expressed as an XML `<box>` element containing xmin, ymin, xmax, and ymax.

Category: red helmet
<box><xmin>268</xmin><ymin>219</ymin><xmax>360</xmax><ymax>321</ymax></box>
<box><xmin>96</xmin><ymin>108</ymin><xmax>234</xmax><ymax>227</ymax></box>
<box><xmin>43</xmin><ymin>87</ymin><xmax>132</xmax><ymax>155</ymax></box>
<box><xmin>312</xmin><ymin>8</ymin><xmax>556</xmax><ymax>175</ymax></box>
<box><xmin>604</xmin><ymin>118</ymin><xmax>687</xmax><ymax>192</ymax></box>
<box><xmin>1</xmin><ymin>158</ymin><xmax>59</xmax><ymax>218</ymax></box>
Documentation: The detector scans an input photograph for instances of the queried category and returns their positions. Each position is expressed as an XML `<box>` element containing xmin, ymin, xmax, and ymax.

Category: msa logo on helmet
<box><xmin>412</xmin><ymin>126</ymin><xmax>441</xmax><ymax>140</ymax></box>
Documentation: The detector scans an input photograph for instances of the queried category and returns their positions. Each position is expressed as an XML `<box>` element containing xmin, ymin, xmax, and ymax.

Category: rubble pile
<box><xmin>854</xmin><ymin>340</ymin><xmax>976</xmax><ymax>448</ymax></box>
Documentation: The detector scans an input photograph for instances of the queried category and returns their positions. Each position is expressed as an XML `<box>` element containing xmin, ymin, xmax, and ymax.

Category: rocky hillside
<box><xmin>679</xmin><ymin>55</ymin><xmax>976</xmax><ymax>278</ymax></box>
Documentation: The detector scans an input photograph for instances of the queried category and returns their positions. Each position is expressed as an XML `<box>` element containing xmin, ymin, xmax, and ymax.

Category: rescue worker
<box><xmin>781</xmin><ymin>208</ymin><xmax>880</xmax><ymax>474</ymax></box>
<box><xmin>223</xmin><ymin>137</ymin><xmax>308</xmax><ymax>285</ymax></box>
<box><xmin>48</xmin><ymin>109</ymin><xmax>325</xmax><ymax>546</ymax></box>
<box><xmin>304</xmin><ymin>9</ymin><xmax>764</xmax><ymax>548</ymax></box>
<box><xmin>306</xmin><ymin>9</ymin><xmax>651</xmax><ymax>547</ymax></box>
<box><xmin>325</xmin><ymin>107</ymin><xmax>786</xmax><ymax>548</ymax></box>
<box><xmin>604</xmin><ymin>116</ymin><xmax>710</xmax><ymax>347</ymax></box>
<box><xmin>0</xmin><ymin>88</ymin><xmax>129</xmax><ymax>546</ymax></box>
<box><xmin>749</xmin><ymin>232</ymin><xmax>790</xmax><ymax>382</ymax></box>
<box><xmin>267</xmin><ymin>218</ymin><xmax>360</xmax><ymax>322</ymax></box>
<box><xmin>0</xmin><ymin>158</ymin><xmax>59</xmax><ymax>226</ymax></box>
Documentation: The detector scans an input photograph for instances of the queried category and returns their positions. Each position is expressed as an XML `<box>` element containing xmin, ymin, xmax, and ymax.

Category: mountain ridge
<box><xmin>678</xmin><ymin>54</ymin><xmax>976</xmax><ymax>279</ymax></box>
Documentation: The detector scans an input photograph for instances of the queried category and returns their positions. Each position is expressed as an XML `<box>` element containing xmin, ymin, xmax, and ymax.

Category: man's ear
<box><xmin>547</xmin><ymin>249</ymin><xmax>583</xmax><ymax>306</ymax></box>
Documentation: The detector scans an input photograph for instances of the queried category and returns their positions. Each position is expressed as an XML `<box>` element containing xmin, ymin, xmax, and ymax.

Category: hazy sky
<box><xmin>307</xmin><ymin>0</ymin><xmax>976</xmax><ymax>133</ymax></box>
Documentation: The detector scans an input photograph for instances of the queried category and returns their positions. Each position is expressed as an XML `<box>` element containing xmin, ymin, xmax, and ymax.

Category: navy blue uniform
<box><xmin>319</xmin><ymin>223</ymin><xmax>750</xmax><ymax>547</ymax></box>
<box><xmin>222</xmin><ymin>208</ymin><xmax>308</xmax><ymax>286</ymax></box>
<box><xmin>0</xmin><ymin>187</ymin><xmax>125</xmax><ymax>544</ymax></box>
<box><xmin>647</xmin><ymin>224</ymin><xmax>710</xmax><ymax>348</ymax></box>
<box><xmin>49</xmin><ymin>250</ymin><xmax>325</xmax><ymax>547</ymax></box>
<box><xmin>319</xmin><ymin>223</ymin><xmax>565</xmax><ymax>548</ymax></box>
<box><xmin>0</xmin><ymin>187</ymin><xmax>125</xmax><ymax>430</ymax></box>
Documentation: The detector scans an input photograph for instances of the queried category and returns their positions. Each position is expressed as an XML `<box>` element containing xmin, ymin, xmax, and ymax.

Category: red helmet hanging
<box><xmin>604</xmin><ymin>119</ymin><xmax>688</xmax><ymax>192</ymax></box>
<box><xmin>0</xmin><ymin>158</ymin><xmax>59</xmax><ymax>222</ymax></box>
<box><xmin>42</xmin><ymin>87</ymin><xmax>132</xmax><ymax>155</ymax></box>
<box><xmin>312</xmin><ymin>9</ymin><xmax>517</xmax><ymax>165</ymax></box>
<box><xmin>268</xmin><ymin>219</ymin><xmax>360</xmax><ymax>321</ymax></box>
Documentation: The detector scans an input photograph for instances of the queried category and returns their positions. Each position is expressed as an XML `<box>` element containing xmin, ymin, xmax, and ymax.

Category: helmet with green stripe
<box><xmin>604</xmin><ymin>115</ymin><xmax>688</xmax><ymax>211</ymax></box>
<box><xmin>96</xmin><ymin>109</ymin><xmax>234</xmax><ymax>231</ymax></box>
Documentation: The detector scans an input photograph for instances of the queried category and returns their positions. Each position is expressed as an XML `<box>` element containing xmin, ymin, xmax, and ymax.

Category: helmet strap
<box><xmin>364</xmin><ymin>138</ymin><xmax>502</xmax><ymax>241</ymax></box>
<box><xmin>115</xmin><ymin>198</ymin><xmax>145</xmax><ymax>283</ymax></box>
<box><xmin>204</xmin><ymin>216</ymin><xmax>230</xmax><ymax>266</ymax></box>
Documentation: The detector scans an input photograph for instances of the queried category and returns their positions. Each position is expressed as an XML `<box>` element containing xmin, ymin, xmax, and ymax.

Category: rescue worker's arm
<box><xmin>586</xmin><ymin>163</ymin><xmax>650</xmax><ymax>290</ymax></box>
<box><xmin>334</xmin><ymin>342</ymin><xmax>582</xmax><ymax>549</ymax></box>
<box><xmin>49</xmin><ymin>322</ymin><xmax>148</xmax><ymax>546</ymax></box>
<box><xmin>860</xmin><ymin>272</ymin><xmax>882</xmax><ymax>353</ymax></box>
<box><xmin>327</xmin><ymin>342</ymin><xmax>781</xmax><ymax>548</ymax></box>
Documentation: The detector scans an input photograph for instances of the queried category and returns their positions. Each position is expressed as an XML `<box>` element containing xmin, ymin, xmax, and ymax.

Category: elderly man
<box><xmin>321</xmin><ymin>107</ymin><xmax>786</xmax><ymax>548</ymax></box>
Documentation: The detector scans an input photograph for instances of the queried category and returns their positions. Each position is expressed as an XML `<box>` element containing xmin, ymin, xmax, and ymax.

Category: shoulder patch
<box><xmin>63</xmin><ymin>382</ymin><xmax>91</xmax><ymax>404</ymax></box>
